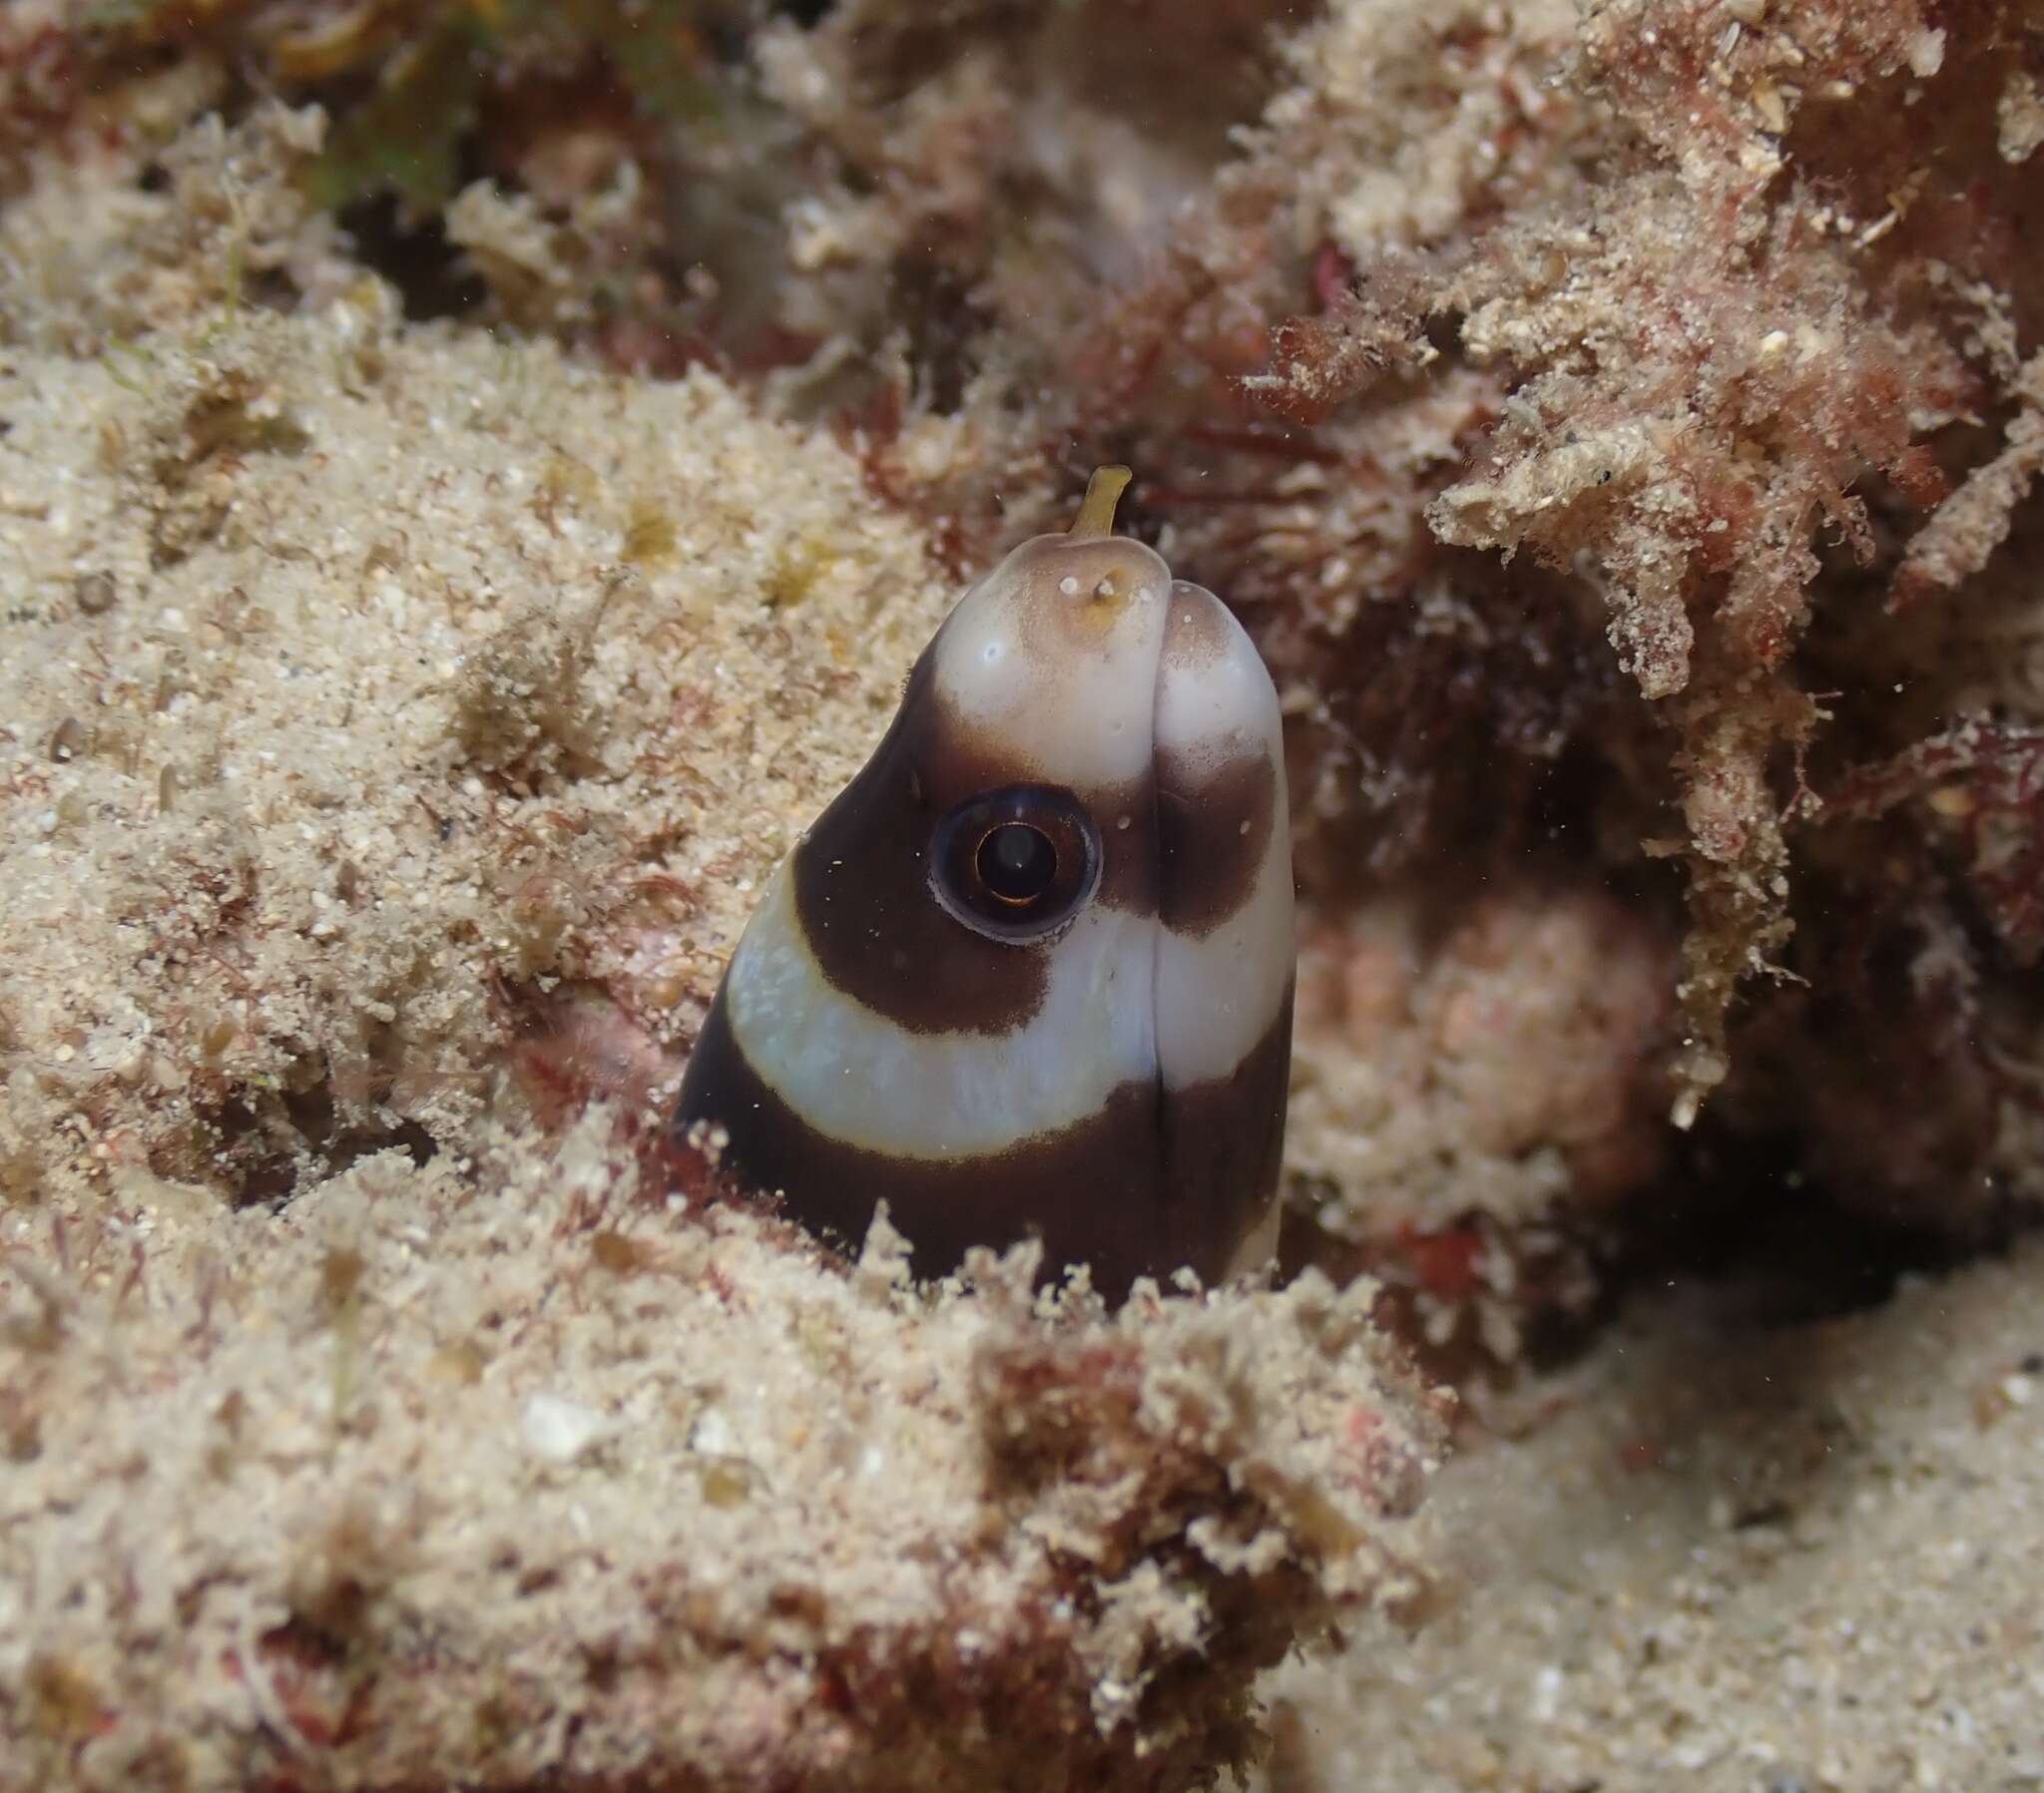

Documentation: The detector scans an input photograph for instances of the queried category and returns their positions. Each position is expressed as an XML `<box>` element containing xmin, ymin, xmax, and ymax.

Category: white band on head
<box><xmin>726</xmin><ymin>860</ymin><xmax>1160</xmax><ymax>1158</ymax></box>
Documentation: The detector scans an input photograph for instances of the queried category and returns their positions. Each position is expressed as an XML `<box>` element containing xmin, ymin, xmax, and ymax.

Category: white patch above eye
<box><xmin>1154</xmin><ymin>580</ymin><xmax>1283</xmax><ymax>778</ymax></box>
<box><xmin>932</xmin><ymin>534</ymin><xmax>1173</xmax><ymax>787</ymax></box>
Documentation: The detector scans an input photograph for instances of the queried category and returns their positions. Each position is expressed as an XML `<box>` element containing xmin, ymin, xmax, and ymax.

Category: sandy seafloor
<box><xmin>4</xmin><ymin>7</ymin><xmax>2044</xmax><ymax>1790</ymax></box>
<box><xmin>1263</xmin><ymin>1247</ymin><xmax>2044</xmax><ymax>1792</ymax></box>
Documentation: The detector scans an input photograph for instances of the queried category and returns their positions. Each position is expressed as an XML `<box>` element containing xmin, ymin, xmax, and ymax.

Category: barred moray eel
<box><xmin>673</xmin><ymin>468</ymin><xmax>1294</xmax><ymax>1299</ymax></box>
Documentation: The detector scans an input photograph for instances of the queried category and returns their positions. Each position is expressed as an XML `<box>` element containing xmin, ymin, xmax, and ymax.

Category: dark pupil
<box><xmin>977</xmin><ymin>823</ymin><xmax>1057</xmax><ymax>904</ymax></box>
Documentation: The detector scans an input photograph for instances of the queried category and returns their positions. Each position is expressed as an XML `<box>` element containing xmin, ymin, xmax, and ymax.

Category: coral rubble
<box><xmin>0</xmin><ymin>114</ymin><xmax>1441</xmax><ymax>1785</ymax></box>
<box><xmin>6</xmin><ymin>0</ymin><xmax>2044</xmax><ymax>1783</ymax></box>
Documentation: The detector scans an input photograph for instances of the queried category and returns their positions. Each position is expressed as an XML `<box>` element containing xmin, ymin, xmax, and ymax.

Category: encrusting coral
<box><xmin>849</xmin><ymin>0</ymin><xmax>2044</xmax><ymax>1272</ymax></box>
<box><xmin>1226</xmin><ymin>0</ymin><xmax>2044</xmax><ymax>1208</ymax></box>
<box><xmin>727</xmin><ymin>0</ymin><xmax>2044</xmax><ymax>1279</ymax></box>
<box><xmin>1</xmin><ymin>1120</ymin><xmax>1441</xmax><ymax>1791</ymax></box>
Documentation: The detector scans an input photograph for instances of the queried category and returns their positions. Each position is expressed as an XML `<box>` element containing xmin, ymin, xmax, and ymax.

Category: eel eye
<box><xmin>978</xmin><ymin>822</ymin><xmax>1058</xmax><ymax>904</ymax></box>
<box><xmin>931</xmin><ymin>784</ymin><xmax>1100</xmax><ymax>942</ymax></box>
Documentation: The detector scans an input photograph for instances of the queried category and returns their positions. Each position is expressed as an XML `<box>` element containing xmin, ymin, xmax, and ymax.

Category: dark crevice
<box><xmin>207</xmin><ymin>1078</ymin><xmax>440</xmax><ymax>1210</ymax></box>
<box><xmin>336</xmin><ymin>195</ymin><xmax>488</xmax><ymax>321</ymax></box>
<box><xmin>1612</xmin><ymin>1126</ymin><xmax>2017</xmax><ymax>1331</ymax></box>
<box><xmin>1464</xmin><ymin>1122</ymin><xmax>2031</xmax><ymax>1386</ymax></box>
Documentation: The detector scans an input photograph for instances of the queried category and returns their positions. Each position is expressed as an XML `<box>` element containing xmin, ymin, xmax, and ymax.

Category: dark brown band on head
<box><xmin>1157</xmin><ymin>980</ymin><xmax>1293</xmax><ymax>1275</ymax></box>
<box><xmin>1155</xmin><ymin>747</ymin><xmax>1278</xmax><ymax>939</ymax></box>
<box><xmin>791</xmin><ymin>652</ymin><xmax>1155</xmax><ymax>1038</ymax></box>
<box><xmin>672</xmin><ymin>986</ymin><xmax>1290</xmax><ymax>1301</ymax></box>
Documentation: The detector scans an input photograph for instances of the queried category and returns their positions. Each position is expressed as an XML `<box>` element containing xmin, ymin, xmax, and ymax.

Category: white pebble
<box><xmin>521</xmin><ymin>1393</ymin><xmax>607</xmax><ymax>1462</ymax></box>
<box><xmin>693</xmin><ymin>1408</ymin><xmax>737</xmax><ymax>1455</ymax></box>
